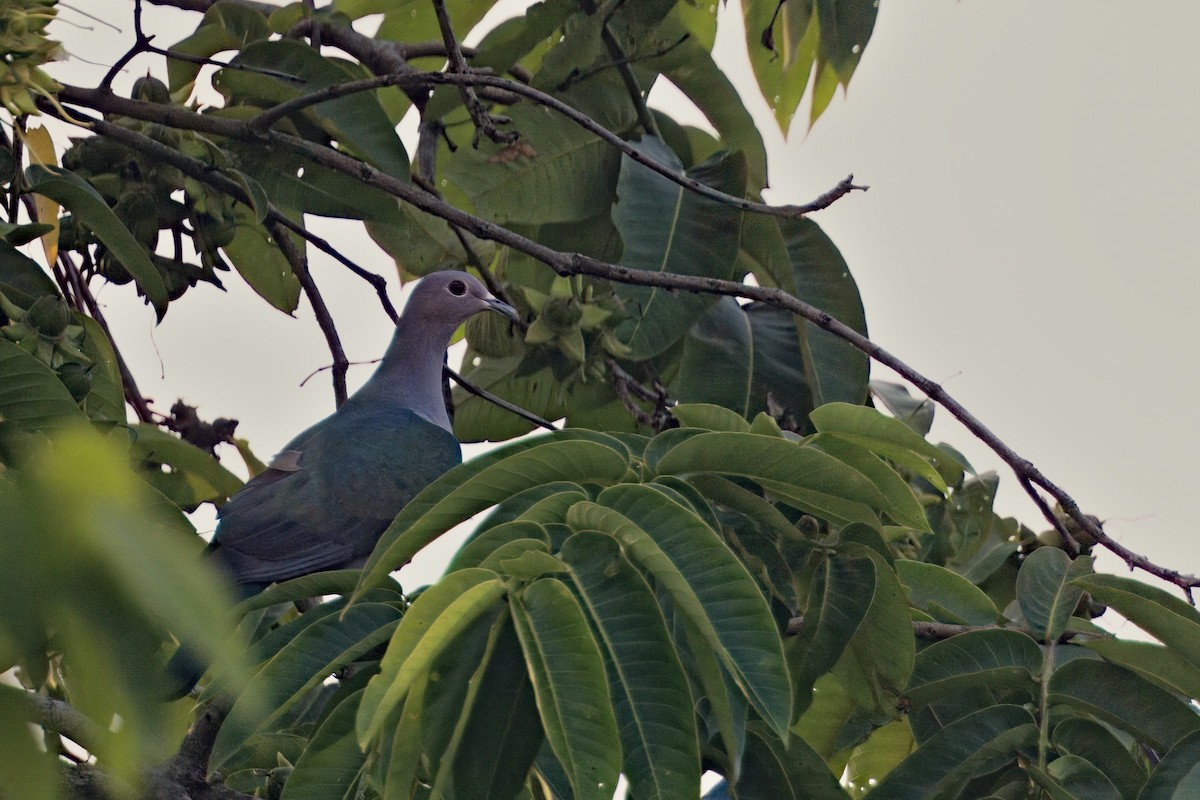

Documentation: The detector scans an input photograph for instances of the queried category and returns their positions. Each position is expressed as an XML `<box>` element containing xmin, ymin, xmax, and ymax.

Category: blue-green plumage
<box><xmin>166</xmin><ymin>271</ymin><xmax>517</xmax><ymax>695</ymax></box>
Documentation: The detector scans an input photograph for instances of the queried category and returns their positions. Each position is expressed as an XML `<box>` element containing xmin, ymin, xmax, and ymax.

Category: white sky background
<box><xmin>41</xmin><ymin>1</ymin><xmax>1200</xmax><ymax>597</ymax></box>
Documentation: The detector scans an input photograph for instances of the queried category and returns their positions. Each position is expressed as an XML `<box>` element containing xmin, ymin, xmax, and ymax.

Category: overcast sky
<box><xmin>44</xmin><ymin>2</ymin><xmax>1200</xmax><ymax>598</ymax></box>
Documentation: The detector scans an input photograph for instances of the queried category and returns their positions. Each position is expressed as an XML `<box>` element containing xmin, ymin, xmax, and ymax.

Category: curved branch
<box><xmin>53</xmin><ymin>87</ymin><xmax>1199</xmax><ymax>598</ymax></box>
<box><xmin>243</xmin><ymin>73</ymin><xmax>865</xmax><ymax>218</ymax></box>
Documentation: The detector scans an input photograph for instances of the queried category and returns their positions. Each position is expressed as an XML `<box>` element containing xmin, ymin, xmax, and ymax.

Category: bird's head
<box><xmin>405</xmin><ymin>271</ymin><xmax>519</xmax><ymax>326</ymax></box>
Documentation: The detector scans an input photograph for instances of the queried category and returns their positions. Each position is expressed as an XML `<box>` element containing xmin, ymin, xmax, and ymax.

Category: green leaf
<box><xmin>167</xmin><ymin>0</ymin><xmax>270</xmax><ymax>92</ymax></box>
<box><xmin>357</xmin><ymin>433</ymin><xmax>631</xmax><ymax>592</ymax></box>
<box><xmin>1074</xmin><ymin>574</ymin><xmax>1200</xmax><ymax>670</ymax></box>
<box><xmin>671</xmin><ymin>299</ymin><xmax>754</xmax><ymax>417</ymax></box>
<box><xmin>357</xmin><ymin>569</ymin><xmax>506</xmax><ymax>746</ymax></box>
<box><xmin>815</xmin><ymin>0</ymin><xmax>878</xmax><ymax>83</ymax></box>
<box><xmin>744</xmin><ymin>0</ymin><xmax>817</xmax><ymax>134</ymax></box>
<box><xmin>450</xmin><ymin>520</ymin><xmax>551</xmax><ymax>572</ymax></box>
<box><xmin>651</xmin><ymin>37</ymin><xmax>768</xmax><ymax>191</ymax></box>
<box><xmin>438</xmin><ymin>617</ymin><xmax>544</xmax><ymax>800</ymax></box>
<box><xmin>895</xmin><ymin>560</ymin><xmax>1001</xmax><ymax>626</ymax></box>
<box><xmin>671</xmin><ymin>402</ymin><xmax>752</xmax><ymax>432</ymax></box>
<box><xmin>906</xmin><ymin>629</ymin><xmax>1042</xmax><ymax>708</ymax></box>
<box><xmin>1017</xmin><ymin>548</ymin><xmax>1091</xmax><ymax>642</ymax></box>
<box><xmin>810</xmin><ymin>402</ymin><xmax>962</xmax><ymax>490</ymax></box>
<box><xmin>870</xmin><ymin>380</ymin><xmax>935</xmax><ymax>437</ymax></box>
<box><xmin>788</xmin><ymin>552</ymin><xmax>875</xmax><ymax>717</ymax></box>
<box><xmin>1052</xmin><ymin>718</ymin><xmax>1147</xmax><ymax>800</ymax></box>
<box><xmin>211</xmin><ymin>602</ymin><xmax>402</xmax><ymax>770</ymax></box>
<box><xmin>567</xmin><ymin>483</ymin><xmax>792</xmax><ymax>737</ymax></box>
<box><xmin>1083</xmin><ymin>639</ymin><xmax>1200</xmax><ymax>700</ymax></box>
<box><xmin>779</xmin><ymin>219</ymin><xmax>868</xmax><ymax>408</ymax></box>
<box><xmin>218</xmin><ymin>40</ymin><xmax>410</xmax><ymax>180</ymax></box>
<box><xmin>561</xmin><ymin>531</ymin><xmax>700</xmax><ymax>800</ymax></box>
<box><xmin>0</xmin><ymin>242</ymin><xmax>57</xmax><ymax>306</ymax></box>
<box><xmin>844</xmin><ymin>719</ymin><xmax>915</xmax><ymax>795</ymax></box>
<box><xmin>0</xmin><ymin>338</ymin><xmax>83</xmax><ymax>438</ymax></box>
<box><xmin>866</xmin><ymin>705</ymin><xmax>1038</xmax><ymax>800</ymax></box>
<box><xmin>24</xmin><ymin>166</ymin><xmax>168</xmax><ymax>319</ymax></box>
<box><xmin>444</xmin><ymin>101</ymin><xmax>620</xmax><ymax>226</ymax></box>
<box><xmin>612</xmin><ymin>140</ymin><xmax>746</xmax><ymax>359</ymax></box>
<box><xmin>279</xmin><ymin>689</ymin><xmax>367</xmax><ymax>800</ymax></box>
<box><xmin>1139</xmin><ymin>729</ymin><xmax>1200</xmax><ymax>800</ymax></box>
<box><xmin>652</xmin><ymin>431</ymin><xmax>885</xmax><ymax>526</ymax></box>
<box><xmin>129</xmin><ymin>423</ymin><xmax>243</xmax><ymax>501</ymax></box>
<box><xmin>1031</xmin><ymin>755</ymin><xmax>1123</xmax><ymax>800</ymax></box>
<box><xmin>512</xmin><ymin>578</ymin><xmax>621</xmax><ymax>800</ymax></box>
<box><xmin>76</xmin><ymin>316</ymin><xmax>125</xmax><ymax>424</ymax></box>
<box><xmin>1049</xmin><ymin>659</ymin><xmax>1200</xmax><ymax>752</ymax></box>
<box><xmin>221</xmin><ymin>206</ymin><xmax>301</xmax><ymax>313</ymax></box>
<box><xmin>731</xmin><ymin>722</ymin><xmax>851</xmax><ymax>800</ymax></box>
<box><xmin>813</xmin><ymin>435</ymin><xmax>930</xmax><ymax>531</ymax></box>
<box><xmin>831</xmin><ymin>544</ymin><xmax>915</xmax><ymax>717</ymax></box>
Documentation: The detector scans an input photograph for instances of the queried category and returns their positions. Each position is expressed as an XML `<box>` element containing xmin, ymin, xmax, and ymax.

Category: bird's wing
<box><xmin>211</xmin><ymin>408</ymin><xmax>461</xmax><ymax>585</ymax></box>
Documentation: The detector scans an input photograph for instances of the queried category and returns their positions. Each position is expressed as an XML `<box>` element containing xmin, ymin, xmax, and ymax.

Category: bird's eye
<box><xmin>447</xmin><ymin>279</ymin><xmax>467</xmax><ymax>297</ymax></box>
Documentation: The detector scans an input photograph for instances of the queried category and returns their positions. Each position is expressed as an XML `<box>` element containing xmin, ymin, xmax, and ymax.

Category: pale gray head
<box><xmin>402</xmin><ymin>271</ymin><xmax>519</xmax><ymax>326</ymax></box>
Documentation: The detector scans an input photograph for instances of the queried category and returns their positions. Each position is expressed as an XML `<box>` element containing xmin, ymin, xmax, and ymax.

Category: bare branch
<box><xmin>237</xmin><ymin>73</ymin><xmax>864</xmax><ymax>220</ymax></box>
<box><xmin>51</xmin><ymin>85</ymin><xmax>1199</xmax><ymax>598</ymax></box>
<box><xmin>445</xmin><ymin>366</ymin><xmax>557</xmax><ymax>432</ymax></box>
<box><xmin>431</xmin><ymin>0</ymin><xmax>516</xmax><ymax>146</ymax></box>
<box><xmin>270</xmin><ymin>220</ymin><xmax>349</xmax><ymax>406</ymax></box>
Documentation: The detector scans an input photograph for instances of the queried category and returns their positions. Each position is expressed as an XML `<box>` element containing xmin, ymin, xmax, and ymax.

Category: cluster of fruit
<box><xmin>0</xmin><ymin>291</ymin><xmax>93</xmax><ymax>399</ymax></box>
<box><xmin>0</xmin><ymin>0</ymin><xmax>63</xmax><ymax>117</ymax></box>
<box><xmin>59</xmin><ymin>76</ymin><xmax>239</xmax><ymax>301</ymax></box>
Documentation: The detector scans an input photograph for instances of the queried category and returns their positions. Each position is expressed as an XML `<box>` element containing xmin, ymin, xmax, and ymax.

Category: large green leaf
<box><xmin>24</xmin><ymin>166</ymin><xmax>167</xmax><ymax>319</ymax></box>
<box><xmin>743</xmin><ymin>0</ymin><xmax>818</xmax><ymax>134</ymax></box>
<box><xmin>1017</xmin><ymin>548</ymin><xmax>1091</xmax><ymax>642</ymax></box>
<box><xmin>812</xmin><ymin>436</ymin><xmax>929</xmax><ymax>531</ymax></box>
<box><xmin>0</xmin><ymin>338</ymin><xmax>82</xmax><ymax>438</ymax></box>
<box><xmin>129</xmin><ymin>423</ymin><xmax>243</xmax><ymax>506</ymax></box>
<box><xmin>1030</xmin><ymin>755</ymin><xmax>1123</xmax><ymax>800</ymax></box>
<box><xmin>1074</xmin><ymin>574</ymin><xmax>1200</xmax><ymax>671</ymax></box>
<box><xmin>650</xmin><ymin>37</ymin><xmax>767</xmax><ymax>191</ymax></box>
<box><xmin>1083</xmin><ymin>639</ymin><xmax>1200</xmax><ymax>700</ymax></box>
<box><xmin>279</xmin><ymin>689</ymin><xmax>367</xmax><ymax>800</ymax></box>
<box><xmin>1139</xmin><ymin>729</ymin><xmax>1200</xmax><ymax>800</ymax></box>
<box><xmin>438</xmin><ymin>617</ymin><xmax>544</xmax><ymax>800</ymax></box>
<box><xmin>866</xmin><ymin>705</ymin><xmax>1038</xmax><ymax>799</ymax></box>
<box><xmin>810</xmin><ymin>402</ymin><xmax>963</xmax><ymax>490</ymax></box>
<box><xmin>0</xmin><ymin>242</ymin><xmax>57</xmax><ymax>306</ymax></box>
<box><xmin>77</xmin><ymin>316</ymin><xmax>125</xmax><ymax>424</ymax></box>
<box><xmin>731</xmin><ymin>722</ymin><xmax>850</xmax><ymax>800</ymax></box>
<box><xmin>1052</xmin><ymin>718</ymin><xmax>1147</xmax><ymax>800</ymax></box>
<box><xmin>895</xmin><ymin>560</ymin><xmax>1001</xmax><ymax>626</ymax></box>
<box><xmin>357</xmin><ymin>434</ymin><xmax>631</xmax><ymax>592</ymax></box>
<box><xmin>1048</xmin><ymin>660</ymin><xmax>1200</xmax><ymax>752</ymax></box>
<box><xmin>357</xmin><ymin>569</ymin><xmax>506</xmax><ymax>746</ymax></box>
<box><xmin>652</xmin><ymin>431</ymin><xmax>884</xmax><ymax>526</ymax></box>
<box><xmin>778</xmin><ymin>219</ymin><xmax>868</xmax><ymax>408</ymax></box>
<box><xmin>905</xmin><ymin>629</ymin><xmax>1042</xmax><ymax>708</ymax></box>
<box><xmin>443</xmin><ymin>100</ymin><xmax>620</xmax><ymax>226</ymax></box>
<box><xmin>830</xmin><ymin>544</ymin><xmax>914</xmax><ymax>717</ymax></box>
<box><xmin>561</xmin><ymin>531</ymin><xmax>700</xmax><ymax>800</ymax></box>
<box><xmin>567</xmin><ymin>484</ymin><xmax>792</xmax><ymax>737</ymax></box>
<box><xmin>211</xmin><ymin>602</ymin><xmax>402</xmax><ymax>770</ymax></box>
<box><xmin>788</xmin><ymin>552</ymin><xmax>875</xmax><ymax>717</ymax></box>
<box><xmin>511</xmin><ymin>578</ymin><xmax>621</xmax><ymax>800</ymax></box>
<box><xmin>221</xmin><ymin>206</ymin><xmax>301</xmax><ymax>313</ymax></box>
<box><xmin>612</xmin><ymin>139</ymin><xmax>746</xmax><ymax>360</ymax></box>
<box><xmin>671</xmin><ymin>298</ymin><xmax>754</xmax><ymax>416</ymax></box>
<box><xmin>167</xmin><ymin>0</ymin><xmax>270</xmax><ymax>92</ymax></box>
<box><xmin>217</xmin><ymin>40</ymin><xmax>410</xmax><ymax>180</ymax></box>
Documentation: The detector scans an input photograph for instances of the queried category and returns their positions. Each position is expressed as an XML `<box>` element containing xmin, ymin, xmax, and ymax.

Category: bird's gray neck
<box><xmin>345</xmin><ymin>314</ymin><xmax>455</xmax><ymax>431</ymax></box>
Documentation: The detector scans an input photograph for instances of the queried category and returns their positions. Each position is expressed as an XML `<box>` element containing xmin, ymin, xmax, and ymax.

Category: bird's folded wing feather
<box><xmin>211</xmin><ymin>408</ymin><xmax>461</xmax><ymax>585</ymax></box>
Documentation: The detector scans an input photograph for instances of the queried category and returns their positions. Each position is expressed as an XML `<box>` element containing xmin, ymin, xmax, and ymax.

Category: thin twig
<box><xmin>54</xmin><ymin>86</ymin><xmax>1200</xmax><ymax>598</ymax></box>
<box><xmin>1019</xmin><ymin>476</ymin><xmax>1079</xmax><ymax>554</ymax></box>
<box><xmin>445</xmin><ymin>366</ymin><xmax>556</xmax><ymax>431</ymax></box>
<box><xmin>60</xmin><ymin>252</ymin><xmax>156</xmax><ymax>423</ymax></box>
<box><xmin>236</xmin><ymin>73</ymin><xmax>864</xmax><ymax>219</ymax></box>
<box><xmin>430</xmin><ymin>0</ymin><xmax>516</xmax><ymax>147</ymax></box>
<box><xmin>270</xmin><ymin>220</ymin><xmax>349</xmax><ymax>406</ymax></box>
<box><xmin>573</xmin><ymin>0</ymin><xmax>664</xmax><ymax>137</ymax></box>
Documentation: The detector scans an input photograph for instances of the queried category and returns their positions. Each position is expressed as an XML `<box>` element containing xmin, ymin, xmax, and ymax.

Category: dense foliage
<box><xmin>2</xmin><ymin>1</ymin><xmax>1198</xmax><ymax>799</ymax></box>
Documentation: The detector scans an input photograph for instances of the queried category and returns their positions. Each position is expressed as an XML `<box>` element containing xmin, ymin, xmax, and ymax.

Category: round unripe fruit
<box><xmin>26</xmin><ymin>294</ymin><xmax>69</xmax><ymax>336</ymax></box>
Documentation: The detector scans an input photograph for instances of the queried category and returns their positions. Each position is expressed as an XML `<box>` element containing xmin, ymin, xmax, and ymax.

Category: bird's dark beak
<box><xmin>486</xmin><ymin>297</ymin><xmax>520</xmax><ymax>323</ymax></box>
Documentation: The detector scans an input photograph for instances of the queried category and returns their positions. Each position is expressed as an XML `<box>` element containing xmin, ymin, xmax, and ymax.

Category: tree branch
<box><xmin>430</xmin><ymin>0</ymin><xmax>516</xmax><ymax>146</ymax></box>
<box><xmin>52</xmin><ymin>86</ymin><xmax>1199</xmax><ymax>598</ymax></box>
<box><xmin>238</xmin><ymin>73</ymin><xmax>864</xmax><ymax>219</ymax></box>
